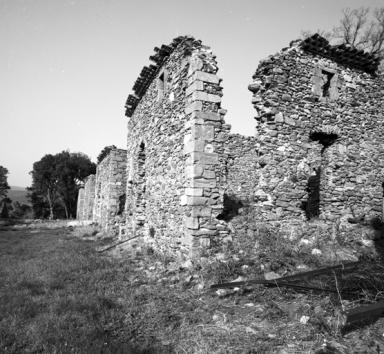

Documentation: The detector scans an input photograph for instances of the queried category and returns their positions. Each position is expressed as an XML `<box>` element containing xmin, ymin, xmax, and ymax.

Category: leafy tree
<box><xmin>97</xmin><ymin>145</ymin><xmax>116</xmax><ymax>164</ymax></box>
<box><xmin>29</xmin><ymin>151</ymin><xmax>96</xmax><ymax>219</ymax></box>
<box><xmin>0</xmin><ymin>166</ymin><xmax>10</xmax><ymax>200</ymax></box>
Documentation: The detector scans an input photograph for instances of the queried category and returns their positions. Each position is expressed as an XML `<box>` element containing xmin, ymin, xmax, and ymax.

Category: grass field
<box><xmin>1</xmin><ymin>225</ymin><xmax>384</xmax><ymax>353</ymax></box>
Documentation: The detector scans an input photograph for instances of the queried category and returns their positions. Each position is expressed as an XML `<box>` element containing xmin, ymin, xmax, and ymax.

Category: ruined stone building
<box><xmin>77</xmin><ymin>34</ymin><xmax>383</xmax><ymax>257</ymax></box>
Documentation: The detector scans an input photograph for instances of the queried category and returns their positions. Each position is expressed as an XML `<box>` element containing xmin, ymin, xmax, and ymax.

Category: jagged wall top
<box><xmin>124</xmin><ymin>36</ymin><xmax>203</xmax><ymax>117</ymax></box>
<box><xmin>300</xmin><ymin>34</ymin><xmax>380</xmax><ymax>74</ymax></box>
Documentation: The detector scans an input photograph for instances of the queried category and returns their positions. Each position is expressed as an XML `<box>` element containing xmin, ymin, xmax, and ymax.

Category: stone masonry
<box><xmin>78</xmin><ymin>34</ymin><xmax>383</xmax><ymax>257</ymax></box>
<box><xmin>76</xmin><ymin>174</ymin><xmax>95</xmax><ymax>221</ymax></box>
<box><xmin>93</xmin><ymin>148</ymin><xmax>127</xmax><ymax>234</ymax></box>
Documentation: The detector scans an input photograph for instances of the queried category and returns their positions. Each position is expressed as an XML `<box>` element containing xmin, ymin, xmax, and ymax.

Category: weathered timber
<box><xmin>344</xmin><ymin>301</ymin><xmax>384</xmax><ymax>326</ymax></box>
<box><xmin>210</xmin><ymin>262</ymin><xmax>360</xmax><ymax>290</ymax></box>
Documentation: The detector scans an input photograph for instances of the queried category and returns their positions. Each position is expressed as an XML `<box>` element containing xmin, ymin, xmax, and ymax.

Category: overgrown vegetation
<box><xmin>1</xmin><ymin>224</ymin><xmax>384</xmax><ymax>353</ymax></box>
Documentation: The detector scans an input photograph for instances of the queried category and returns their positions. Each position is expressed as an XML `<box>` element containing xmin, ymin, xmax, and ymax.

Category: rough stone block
<box><xmin>185</xmin><ymin>187</ymin><xmax>204</xmax><ymax>196</ymax></box>
<box><xmin>184</xmin><ymin>139</ymin><xmax>205</xmax><ymax>154</ymax></box>
<box><xmin>185</xmin><ymin>216</ymin><xmax>199</xmax><ymax>230</ymax></box>
<box><xmin>185</xmin><ymin>101</ymin><xmax>203</xmax><ymax>115</ymax></box>
<box><xmin>189</xmin><ymin>178</ymin><xmax>217</xmax><ymax>188</ymax></box>
<box><xmin>192</xmin><ymin>91</ymin><xmax>221</xmax><ymax>103</ymax></box>
<box><xmin>191</xmin><ymin>111</ymin><xmax>221</xmax><ymax>121</ymax></box>
<box><xmin>185</xmin><ymin>165</ymin><xmax>204</xmax><ymax>178</ymax></box>
<box><xmin>187</xmin><ymin>196</ymin><xmax>209</xmax><ymax>206</ymax></box>
<box><xmin>191</xmin><ymin>125</ymin><xmax>214</xmax><ymax>141</ymax></box>
<box><xmin>186</xmin><ymin>81</ymin><xmax>204</xmax><ymax>96</ymax></box>
<box><xmin>180</xmin><ymin>195</ymin><xmax>188</xmax><ymax>206</ymax></box>
<box><xmin>191</xmin><ymin>207</ymin><xmax>212</xmax><ymax>217</ymax></box>
<box><xmin>190</xmin><ymin>71</ymin><xmax>219</xmax><ymax>84</ymax></box>
<box><xmin>202</xmin><ymin>169</ymin><xmax>215</xmax><ymax>179</ymax></box>
<box><xmin>192</xmin><ymin>152</ymin><xmax>219</xmax><ymax>165</ymax></box>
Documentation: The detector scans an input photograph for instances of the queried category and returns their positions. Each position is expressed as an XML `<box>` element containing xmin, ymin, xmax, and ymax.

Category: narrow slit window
<box><xmin>321</xmin><ymin>70</ymin><xmax>335</xmax><ymax>98</ymax></box>
<box><xmin>301</xmin><ymin>167</ymin><xmax>321</xmax><ymax>220</ymax></box>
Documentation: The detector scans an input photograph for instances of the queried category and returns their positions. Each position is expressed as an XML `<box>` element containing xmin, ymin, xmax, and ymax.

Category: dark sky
<box><xmin>1</xmin><ymin>0</ymin><xmax>382</xmax><ymax>186</ymax></box>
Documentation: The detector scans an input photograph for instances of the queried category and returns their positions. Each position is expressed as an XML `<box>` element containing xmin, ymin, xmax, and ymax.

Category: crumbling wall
<box><xmin>76</xmin><ymin>175</ymin><xmax>96</xmax><ymax>221</ymax></box>
<box><xmin>83</xmin><ymin>174</ymin><xmax>95</xmax><ymax>220</ymax></box>
<box><xmin>93</xmin><ymin>149</ymin><xmax>127</xmax><ymax>234</ymax></box>
<box><xmin>228</xmin><ymin>38</ymin><xmax>384</xmax><ymax>237</ymax></box>
<box><xmin>76</xmin><ymin>188</ymin><xmax>85</xmax><ymax>220</ymax></box>
<box><xmin>125</xmin><ymin>37</ymin><xmax>230</xmax><ymax>256</ymax></box>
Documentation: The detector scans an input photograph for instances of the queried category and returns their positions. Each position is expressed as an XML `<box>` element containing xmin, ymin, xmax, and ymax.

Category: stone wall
<box><xmin>76</xmin><ymin>175</ymin><xmax>95</xmax><ymax>221</ymax></box>
<box><xmin>224</xmin><ymin>38</ymin><xmax>384</xmax><ymax>240</ymax></box>
<box><xmin>125</xmin><ymin>37</ymin><xmax>231</xmax><ymax>256</ymax></box>
<box><xmin>93</xmin><ymin>148</ymin><xmax>127</xmax><ymax>234</ymax></box>
<box><xmin>76</xmin><ymin>188</ymin><xmax>85</xmax><ymax>220</ymax></box>
<box><xmin>77</xmin><ymin>34</ymin><xmax>383</xmax><ymax>258</ymax></box>
<box><xmin>83</xmin><ymin>174</ymin><xmax>95</xmax><ymax>220</ymax></box>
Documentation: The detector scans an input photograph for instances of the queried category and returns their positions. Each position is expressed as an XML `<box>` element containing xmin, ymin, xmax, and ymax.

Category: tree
<box><xmin>97</xmin><ymin>145</ymin><xmax>116</xmax><ymax>164</ymax></box>
<box><xmin>0</xmin><ymin>166</ymin><xmax>10</xmax><ymax>200</ymax></box>
<box><xmin>0</xmin><ymin>197</ymin><xmax>12</xmax><ymax>219</ymax></box>
<box><xmin>303</xmin><ymin>7</ymin><xmax>384</xmax><ymax>59</ymax></box>
<box><xmin>29</xmin><ymin>151</ymin><xmax>96</xmax><ymax>219</ymax></box>
<box><xmin>333</xmin><ymin>7</ymin><xmax>384</xmax><ymax>57</ymax></box>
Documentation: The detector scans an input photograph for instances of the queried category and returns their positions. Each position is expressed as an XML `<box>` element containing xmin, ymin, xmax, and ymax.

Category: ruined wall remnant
<box><xmin>93</xmin><ymin>148</ymin><xmax>127</xmax><ymax>234</ymax></box>
<box><xmin>238</xmin><ymin>34</ymin><xmax>384</xmax><ymax>229</ymax></box>
<box><xmin>77</xmin><ymin>33</ymin><xmax>383</xmax><ymax>258</ymax></box>
<box><xmin>124</xmin><ymin>36</ymin><xmax>230</xmax><ymax>255</ymax></box>
<box><xmin>76</xmin><ymin>175</ymin><xmax>96</xmax><ymax>221</ymax></box>
<box><xmin>76</xmin><ymin>187</ymin><xmax>85</xmax><ymax>220</ymax></box>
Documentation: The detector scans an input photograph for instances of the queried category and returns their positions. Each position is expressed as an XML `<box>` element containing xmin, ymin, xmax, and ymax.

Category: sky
<box><xmin>1</xmin><ymin>0</ymin><xmax>382</xmax><ymax>187</ymax></box>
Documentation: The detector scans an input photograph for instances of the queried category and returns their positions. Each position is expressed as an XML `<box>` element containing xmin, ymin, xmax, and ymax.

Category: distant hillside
<box><xmin>8</xmin><ymin>186</ymin><xmax>30</xmax><ymax>205</ymax></box>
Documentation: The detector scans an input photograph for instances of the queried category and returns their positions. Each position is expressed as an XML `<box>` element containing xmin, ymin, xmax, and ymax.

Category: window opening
<box><xmin>321</xmin><ymin>70</ymin><xmax>334</xmax><ymax>98</ymax></box>
<box><xmin>301</xmin><ymin>167</ymin><xmax>321</xmax><ymax>220</ymax></box>
<box><xmin>310</xmin><ymin>131</ymin><xmax>338</xmax><ymax>154</ymax></box>
<box><xmin>117</xmin><ymin>194</ymin><xmax>126</xmax><ymax>215</ymax></box>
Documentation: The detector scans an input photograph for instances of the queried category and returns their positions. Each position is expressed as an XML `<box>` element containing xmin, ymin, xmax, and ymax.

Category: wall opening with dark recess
<box><xmin>301</xmin><ymin>167</ymin><xmax>321</xmax><ymax>220</ymax></box>
<box><xmin>217</xmin><ymin>194</ymin><xmax>244</xmax><ymax>222</ymax></box>
<box><xmin>117</xmin><ymin>194</ymin><xmax>126</xmax><ymax>215</ymax></box>
<box><xmin>321</xmin><ymin>70</ymin><xmax>334</xmax><ymax>98</ymax></box>
<box><xmin>309</xmin><ymin>131</ymin><xmax>338</xmax><ymax>153</ymax></box>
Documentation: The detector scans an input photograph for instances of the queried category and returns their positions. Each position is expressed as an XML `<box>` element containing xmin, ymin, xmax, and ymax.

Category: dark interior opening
<box><xmin>217</xmin><ymin>194</ymin><xmax>244</xmax><ymax>222</ymax></box>
<box><xmin>117</xmin><ymin>194</ymin><xmax>126</xmax><ymax>215</ymax></box>
<box><xmin>310</xmin><ymin>131</ymin><xmax>338</xmax><ymax>153</ymax></box>
<box><xmin>301</xmin><ymin>167</ymin><xmax>321</xmax><ymax>220</ymax></box>
<box><xmin>321</xmin><ymin>70</ymin><xmax>334</xmax><ymax>98</ymax></box>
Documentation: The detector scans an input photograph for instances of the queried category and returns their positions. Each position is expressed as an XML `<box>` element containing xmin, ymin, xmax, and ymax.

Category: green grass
<box><xmin>1</xmin><ymin>225</ymin><xmax>384</xmax><ymax>353</ymax></box>
<box><xmin>0</xmin><ymin>228</ymin><xmax>174</xmax><ymax>353</ymax></box>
